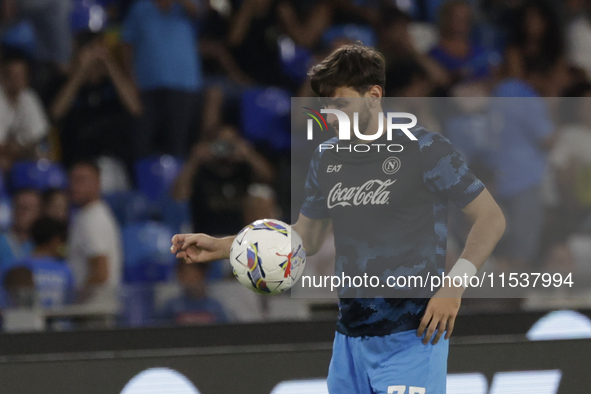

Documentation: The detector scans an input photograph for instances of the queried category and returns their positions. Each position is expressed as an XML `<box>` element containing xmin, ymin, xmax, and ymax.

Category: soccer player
<box><xmin>171</xmin><ymin>44</ymin><xmax>506</xmax><ymax>394</ymax></box>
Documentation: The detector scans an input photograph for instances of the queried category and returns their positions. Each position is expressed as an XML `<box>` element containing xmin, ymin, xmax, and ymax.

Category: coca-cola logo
<box><xmin>327</xmin><ymin>179</ymin><xmax>396</xmax><ymax>208</ymax></box>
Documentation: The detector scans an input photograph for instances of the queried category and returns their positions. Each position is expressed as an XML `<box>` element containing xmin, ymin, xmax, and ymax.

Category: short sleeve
<box><xmin>419</xmin><ymin>132</ymin><xmax>485</xmax><ymax>208</ymax></box>
<box><xmin>14</xmin><ymin>91</ymin><xmax>48</xmax><ymax>145</ymax></box>
<box><xmin>81</xmin><ymin>212</ymin><xmax>115</xmax><ymax>257</ymax></box>
<box><xmin>300</xmin><ymin>147</ymin><xmax>330</xmax><ymax>219</ymax></box>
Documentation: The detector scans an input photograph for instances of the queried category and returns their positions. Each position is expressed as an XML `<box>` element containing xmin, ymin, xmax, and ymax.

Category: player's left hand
<box><xmin>417</xmin><ymin>285</ymin><xmax>463</xmax><ymax>345</ymax></box>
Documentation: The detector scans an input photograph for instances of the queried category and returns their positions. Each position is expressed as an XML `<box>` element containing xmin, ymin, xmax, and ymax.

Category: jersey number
<box><xmin>387</xmin><ymin>386</ymin><xmax>426</xmax><ymax>394</ymax></box>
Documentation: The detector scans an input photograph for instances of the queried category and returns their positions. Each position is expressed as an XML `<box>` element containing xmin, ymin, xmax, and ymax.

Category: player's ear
<box><xmin>365</xmin><ymin>85</ymin><xmax>383</xmax><ymax>108</ymax></box>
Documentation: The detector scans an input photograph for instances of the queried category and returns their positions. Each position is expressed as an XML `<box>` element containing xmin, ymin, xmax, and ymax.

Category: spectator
<box><xmin>121</xmin><ymin>0</ymin><xmax>203</xmax><ymax>158</ymax></box>
<box><xmin>0</xmin><ymin>53</ymin><xmax>49</xmax><ymax>170</ymax></box>
<box><xmin>505</xmin><ymin>0</ymin><xmax>564</xmax><ymax>79</ymax></box>
<box><xmin>429</xmin><ymin>0</ymin><xmax>499</xmax><ymax>87</ymax></box>
<box><xmin>487</xmin><ymin>62</ymin><xmax>561</xmax><ymax>271</ymax></box>
<box><xmin>380</xmin><ymin>7</ymin><xmax>449</xmax><ymax>92</ymax></box>
<box><xmin>277</xmin><ymin>0</ymin><xmax>332</xmax><ymax>49</ymax></box>
<box><xmin>329</xmin><ymin>0</ymin><xmax>380</xmax><ymax>29</ymax></box>
<box><xmin>13</xmin><ymin>217</ymin><xmax>74</xmax><ymax>308</ymax></box>
<box><xmin>158</xmin><ymin>261</ymin><xmax>228</xmax><ymax>325</ymax></box>
<box><xmin>227</xmin><ymin>0</ymin><xmax>286</xmax><ymax>87</ymax></box>
<box><xmin>171</xmin><ymin>125</ymin><xmax>276</xmax><ymax>236</ymax></box>
<box><xmin>567</xmin><ymin>0</ymin><xmax>591</xmax><ymax>79</ymax></box>
<box><xmin>67</xmin><ymin>161</ymin><xmax>122</xmax><ymax>306</ymax></box>
<box><xmin>50</xmin><ymin>31</ymin><xmax>142</xmax><ymax>168</ymax></box>
<box><xmin>541</xmin><ymin>83</ymin><xmax>591</xmax><ymax>270</ymax></box>
<box><xmin>2</xmin><ymin>266</ymin><xmax>35</xmax><ymax>308</ymax></box>
<box><xmin>1</xmin><ymin>0</ymin><xmax>72</xmax><ymax>94</ymax></box>
<box><xmin>42</xmin><ymin>188</ymin><xmax>69</xmax><ymax>223</ymax></box>
<box><xmin>0</xmin><ymin>189</ymin><xmax>41</xmax><ymax>271</ymax></box>
<box><xmin>384</xmin><ymin>60</ymin><xmax>441</xmax><ymax>131</ymax></box>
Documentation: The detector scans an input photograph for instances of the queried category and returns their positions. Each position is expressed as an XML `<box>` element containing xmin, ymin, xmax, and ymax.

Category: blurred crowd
<box><xmin>1</xmin><ymin>0</ymin><xmax>591</xmax><ymax>330</ymax></box>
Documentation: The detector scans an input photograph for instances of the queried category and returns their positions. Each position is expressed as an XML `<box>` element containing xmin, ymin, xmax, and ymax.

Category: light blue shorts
<box><xmin>327</xmin><ymin>329</ymin><xmax>449</xmax><ymax>394</ymax></box>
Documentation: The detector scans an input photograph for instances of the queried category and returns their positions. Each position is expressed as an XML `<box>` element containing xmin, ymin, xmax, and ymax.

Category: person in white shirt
<box><xmin>0</xmin><ymin>54</ymin><xmax>49</xmax><ymax>169</ymax></box>
<box><xmin>67</xmin><ymin>160</ymin><xmax>122</xmax><ymax>307</ymax></box>
<box><xmin>542</xmin><ymin>84</ymin><xmax>591</xmax><ymax>272</ymax></box>
<box><xmin>567</xmin><ymin>2</ymin><xmax>591</xmax><ymax>80</ymax></box>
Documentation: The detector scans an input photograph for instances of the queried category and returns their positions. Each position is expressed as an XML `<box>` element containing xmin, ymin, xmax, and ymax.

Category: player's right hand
<box><xmin>171</xmin><ymin>233</ymin><xmax>231</xmax><ymax>264</ymax></box>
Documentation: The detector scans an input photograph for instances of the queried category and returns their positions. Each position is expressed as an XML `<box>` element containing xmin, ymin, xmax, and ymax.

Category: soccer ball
<box><xmin>230</xmin><ymin>219</ymin><xmax>306</xmax><ymax>295</ymax></box>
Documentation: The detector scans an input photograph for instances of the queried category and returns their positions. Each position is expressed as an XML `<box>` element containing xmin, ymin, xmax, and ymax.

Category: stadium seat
<box><xmin>159</xmin><ymin>194</ymin><xmax>191</xmax><ymax>234</ymax></box>
<box><xmin>103</xmin><ymin>190</ymin><xmax>152</xmax><ymax>226</ymax></box>
<box><xmin>134</xmin><ymin>155</ymin><xmax>183</xmax><ymax>202</ymax></box>
<box><xmin>122</xmin><ymin>221</ymin><xmax>177</xmax><ymax>284</ymax></box>
<box><xmin>8</xmin><ymin>160</ymin><xmax>67</xmax><ymax>193</ymax></box>
<box><xmin>119</xmin><ymin>284</ymin><xmax>155</xmax><ymax>327</ymax></box>
<box><xmin>240</xmin><ymin>87</ymin><xmax>291</xmax><ymax>151</ymax></box>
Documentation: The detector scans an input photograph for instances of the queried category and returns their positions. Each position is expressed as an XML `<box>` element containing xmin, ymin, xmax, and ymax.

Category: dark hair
<box><xmin>70</xmin><ymin>159</ymin><xmax>101</xmax><ymax>175</ymax></box>
<box><xmin>510</xmin><ymin>0</ymin><xmax>563</xmax><ymax>67</ymax></box>
<box><xmin>0</xmin><ymin>45</ymin><xmax>32</xmax><ymax>68</ymax></box>
<box><xmin>564</xmin><ymin>82</ymin><xmax>591</xmax><ymax>98</ymax></box>
<box><xmin>31</xmin><ymin>217</ymin><xmax>68</xmax><ymax>247</ymax></box>
<box><xmin>308</xmin><ymin>44</ymin><xmax>386</xmax><ymax>97</ymax></box>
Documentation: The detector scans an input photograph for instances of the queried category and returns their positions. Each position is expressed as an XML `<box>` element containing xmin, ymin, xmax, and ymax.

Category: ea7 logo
<box><xmin>327</xmin><ymin>165</ymin><xmax>342</xmax><ymax>173</ymax></box>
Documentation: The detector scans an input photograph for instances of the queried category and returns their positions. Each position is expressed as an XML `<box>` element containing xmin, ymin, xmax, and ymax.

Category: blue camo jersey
<box><xmin>301</xmin><ymin>128</ymin><xmax>485</xmax><ymax>337</ymax></box>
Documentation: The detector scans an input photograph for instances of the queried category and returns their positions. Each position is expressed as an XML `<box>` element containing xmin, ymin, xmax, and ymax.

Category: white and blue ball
<box><xmin>230</xmin><ymin>219</ymin><xmax>306</xmax><ymax>295</ymax></box>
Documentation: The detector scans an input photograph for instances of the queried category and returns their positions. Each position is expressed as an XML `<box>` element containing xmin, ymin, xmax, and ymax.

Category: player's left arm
<box><xmin>418</xmin><ymin>188</ymin><xmax>505</xmax><ymax>344</ymax></box>
<box><xmin>457</xmin><ymin>188</ymin><xmax>506</xmax><ymax>271</ymax></box>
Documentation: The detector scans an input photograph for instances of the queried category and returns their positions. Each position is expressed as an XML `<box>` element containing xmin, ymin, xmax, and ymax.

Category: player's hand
<box><xmin>171</xmin><ymin>233</ymin><xmax>232</xmax><ymax>263</ymax></box>
<box><xmin>417</xmin><ymin>285</ymin><xmax>463</xmax><ymax>345</ymax></box>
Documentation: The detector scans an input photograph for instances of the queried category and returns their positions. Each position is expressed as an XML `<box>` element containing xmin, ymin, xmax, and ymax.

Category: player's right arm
<box><xmin>173</xmin><ymin>142</ymin><xmax>332</xmax><ymax>263</ymax></box>
<box><xmin>171</xmin><ymin>233</ymin><xmax>235</xmax><ymax>264</ymax></box>
<box><xmin>171</xmin><ymin>214</ymin><xmax>332</xmax><ymax>264</ymax></box>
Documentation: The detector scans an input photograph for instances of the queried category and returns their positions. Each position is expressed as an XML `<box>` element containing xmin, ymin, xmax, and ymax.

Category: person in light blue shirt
<box><xmin>159</xmin><ymin>260</ymin><xmax>228</xmax><ymax>325</ymax></box>
<box><xmin>122</xmin><ymin>0</ymin><xmax>203</xmax><ymax>158</ymax></box>
<box><xmin>5</xmin><ymin>217</ymin><xmax>74</xmax><ymax>309</ymax></box>
<box><xmin>486</xmin><ymin>64</ymin><xmax>556</xmax><ymax>270</ymax></box>
<box><xmin>0</xmin><ymin>189</ymin><xmax>40</xmax><ymax>272</ymax></box>
<box><xmin>428</xmin><ymin>0</ymin><xmax>500</xmax><ymax>86</ymax></box>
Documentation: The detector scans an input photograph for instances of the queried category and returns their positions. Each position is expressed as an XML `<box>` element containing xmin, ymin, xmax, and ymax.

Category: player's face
<box><xmin>323</xmin><ymin>86</ymin><xmax>379</xmax><ymax>137</ymax></box>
